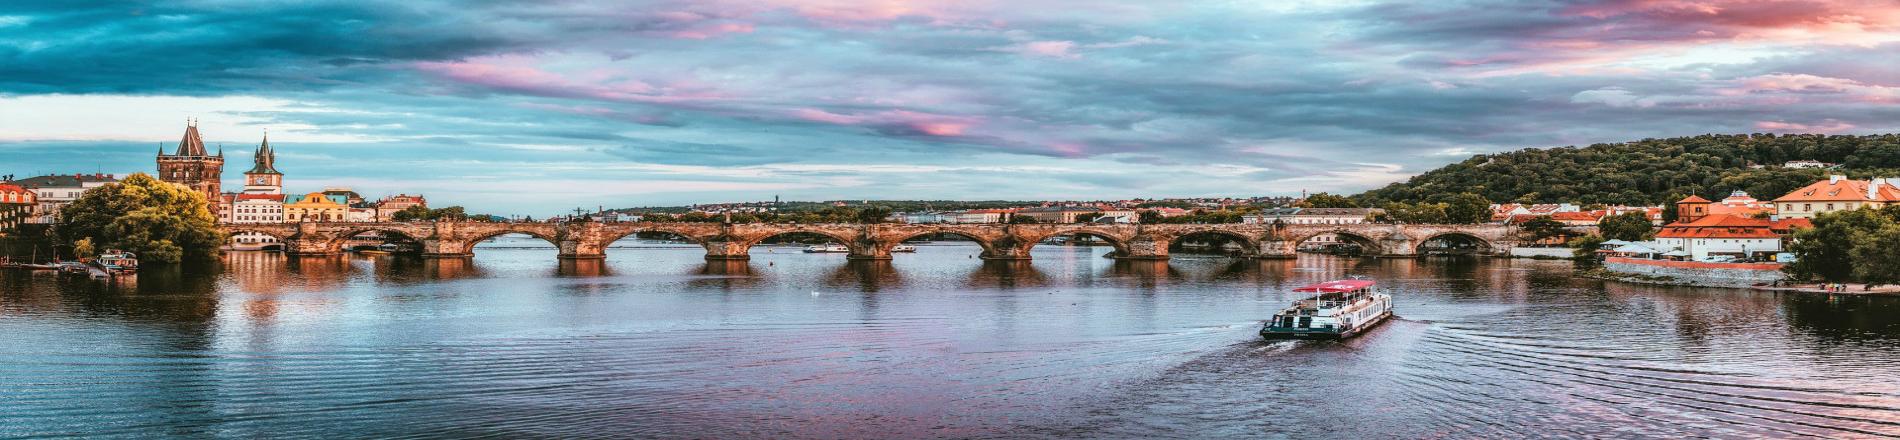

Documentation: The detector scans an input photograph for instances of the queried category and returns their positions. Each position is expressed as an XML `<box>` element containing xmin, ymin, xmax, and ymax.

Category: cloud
<box><xmin>1</xmin><ymin>0</ymin><xmax>1896</xmax><ymax>214</ymax></box>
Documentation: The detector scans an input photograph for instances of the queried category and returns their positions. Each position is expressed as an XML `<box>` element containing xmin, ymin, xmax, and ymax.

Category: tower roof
<box><xmin>174</xmin><ymin>121</ymin><xmax>208</xmax><ymax>156</ymax></box>
<box><xmin>245</xmin><ymin>133</ymin><xmax>281</xmax><ymax>175</ymax></box>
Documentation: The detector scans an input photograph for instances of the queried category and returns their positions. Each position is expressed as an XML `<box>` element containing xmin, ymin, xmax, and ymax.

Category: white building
<box><xmin>1243</xmin><ymin>207</ymin><xmax>1379</xmax><ymax>225</ymax></box>
<box><xmin>953</xmin><ymin>209</ymin><xmax>1011</xmax><ymax>224</ymax></box>
<box><xmin>13</xmin><ymin>174</ymin><xmax>119</xmax><ymax>224</ymax></box>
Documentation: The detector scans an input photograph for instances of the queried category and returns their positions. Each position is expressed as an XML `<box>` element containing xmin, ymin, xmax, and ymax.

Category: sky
<box><xmin>2</xmin><ymin>0</ymin><xmax>1898</xmax><ymax>215</ymax></box>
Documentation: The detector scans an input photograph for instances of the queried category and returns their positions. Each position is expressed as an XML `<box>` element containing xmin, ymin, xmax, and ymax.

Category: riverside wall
<box><xmin>1602</xmin><ymin>257</ymin><xmax>1786</xmax><ymax>288</ymax></box>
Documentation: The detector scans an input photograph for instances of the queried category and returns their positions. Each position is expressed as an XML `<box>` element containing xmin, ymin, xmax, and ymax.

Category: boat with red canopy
<box><xmin>1261</xmin><ymin>278</ymin><xmax>1393</xmax><ymax>340</ymax></box>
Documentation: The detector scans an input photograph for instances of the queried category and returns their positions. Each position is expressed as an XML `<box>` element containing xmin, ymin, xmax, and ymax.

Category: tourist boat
<box><xmin>93</xmin><ymin>250</ymin><xmax>139</xmax><ymax>274</ymax></box>
<box><xmin>892</xmin><ymin>244</ymin><xmax>918</xmax><ymax>253</ymax></box>
<box><xmin>803</xmin><ymin>244</ymin><xmax>850</xmax><ymax>253</ymax></box>
<box><xmin>1261</xmin><ymin>278</ymin><xmax>1393</xmax><ymax>340</ymax></box>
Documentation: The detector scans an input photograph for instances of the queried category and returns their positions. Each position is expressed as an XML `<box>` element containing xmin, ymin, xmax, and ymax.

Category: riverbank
<box><xmin>1579</xmin><ymin>267</ymin><xmax>1900</xmax><ymax>296</ymax></box>
<box><xmin>1755</xmin><ymin>283</ymin><xmax>1900</xmax><ymax>296</ymax></box>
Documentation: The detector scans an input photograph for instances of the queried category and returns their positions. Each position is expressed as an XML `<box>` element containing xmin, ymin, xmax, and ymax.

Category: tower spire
<box><xmin>175</xmin><ymin>120</ymin><xmax>208</xmax><ymax>156</ymax></box>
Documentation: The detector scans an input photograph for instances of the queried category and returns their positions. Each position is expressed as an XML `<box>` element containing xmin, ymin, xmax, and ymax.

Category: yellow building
<box><xmin>284</xmin><ymin>192</ymin><xmax>347</xmax><ymax>222</ymax></box>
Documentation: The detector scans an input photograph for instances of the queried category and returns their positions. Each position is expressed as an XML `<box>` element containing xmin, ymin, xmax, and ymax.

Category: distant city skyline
<box><xmin>4</xmin><ymin>1</ymin><xmax>1897</xmax><ymax>215</ymax></box>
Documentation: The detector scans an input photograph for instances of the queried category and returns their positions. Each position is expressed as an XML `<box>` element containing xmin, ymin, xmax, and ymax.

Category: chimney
<box><xmin>1873</xmin><ymin>178</ymin><xmax>1888</xmax><ymax>200</ymax></box>
<box><xmin>1830</xmin><ymin>175</ymin><xmax>1845</xmax><ymax>184</ymax></box>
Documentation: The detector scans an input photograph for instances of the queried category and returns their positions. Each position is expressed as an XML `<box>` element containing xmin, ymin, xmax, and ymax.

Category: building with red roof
<box><xmin>1773</xmin><ymin>175</ymin><xmax>1900</xmax><ymax>219</ymax></box>
<box><xmin>0</xmin><ymin>182</ymin><xmax>37</xmax><ymax>233</ymax></box>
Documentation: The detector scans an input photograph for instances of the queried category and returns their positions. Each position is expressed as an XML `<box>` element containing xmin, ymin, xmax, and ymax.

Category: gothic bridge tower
<box><xmin>156</xmin><ymin>119</ymin><xmax>225</xmax><ymax>202</ymax></box>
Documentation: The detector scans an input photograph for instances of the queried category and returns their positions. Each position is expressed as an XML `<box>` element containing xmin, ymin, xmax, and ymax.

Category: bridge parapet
<box><xmin>217</xmin><ymin>221</ymin><xmax>1520</xmax><ymax>261</ymax></box>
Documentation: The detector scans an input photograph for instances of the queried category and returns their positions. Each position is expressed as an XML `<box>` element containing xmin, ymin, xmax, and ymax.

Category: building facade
<box><xmin>1243</xmin><ymin>207</ymin><xmax>1379</xmax><ymax>225</ymax></box>
<box><xmin>953</xmin><ymin>209</ymin><xmax>1011</xmax><ymax>224</ymax></box>
<box><xmin>1016</xmin><ymin>206</ymin><xmax>1101</xmax><ymax>223</ymax></box>
<box><xmin>1653</xmin><ymin>196</ymin><xmax>1791</xmax><ymax>261</ymax></box>
<box><xmin>156</xmin><ymin>121</ymin><xmax>224</xmax><ymax>203</ymax></box>
<box><xmin>0</xmin><ymin>182</ymin><xmax>36</xmax><ymax>233</ymax></box>
<box><xmin>285</xmin><ymin>192</ymin><xmax>348</xmax><ymax>222</ymax></box>
<box><xmin>374</xmin><ymin>194</ymin><xmax>428</xmax><ymax>221</ymax></box>
<box><xmin>1772</xmin><ymin>175</ymin><xmax>1900</xmax><ymax>219</ymax></box>
<box><xmin>12</xmin><ymin>174</ymin><xmax>118</xmax><ymax>224</ymax></box>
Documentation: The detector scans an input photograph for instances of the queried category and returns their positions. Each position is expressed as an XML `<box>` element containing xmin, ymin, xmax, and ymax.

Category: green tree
<box><xmin>1597</xmin><ymin>212</ymin><xmax>1655</xmax><ymax>241</ymax></box>
<box><xmin>57</xmin><ymin>173</ymin><xmax>224</xmax><ymax>264</ymax></box>
<box><xmin>1568</xmin><ymin>234</ymin><xmax>1606</xmax><ymax>259</ymax></box>
<box><xmin>855</xmin><ymin>205</ymin><xmax>893</xmax><ymax>224</ymax></box>
<box><xmin>1518</xmin><ymin>216</ymin><xmax>1569</xmax><ymax>243</ymax></box>
<box><xmin>1297</xmin><ymin>193</ymin><xmax>1358</xmax><ymax>208</ymax></box>
<box><xmin>1009</xmin><ymin>214</ymin><xmax>1039</xmax><ymax>224</ymax></box>
<box><xmin>1851</xmin><ymin>224</ymin><xmax>1900</xmax><ymax>288</ymax></box>
<box><xmin>392</xmin><ymin>205</ymin><xmax>431</xmax><ymax>221</ymax></box>
<box><xmin>1437</xmin><ymin>193</ymin><xmax>1492</xmax><ymax>224</ymax></box>
<box><xmin>1137</xmin><ymin>210</ymin><xmax>1163</xmax><ymax>224</ymax></box>
<box><xmin>430</xmin><ymin>206</ymin><xmax>468</xmax><ymax>221</ymax></box>
<box><xmin>72</xmin><ymin>237</ymin><xmax>95</xmax><ymax>260</ymax></box>
<box><xmin>1786</xmin><ymin>208</ymin><xmax>1892</xmax><ymax>282</ymax></box>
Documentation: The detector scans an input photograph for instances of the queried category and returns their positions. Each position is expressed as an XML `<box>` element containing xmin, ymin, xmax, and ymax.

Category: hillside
<box><xmin>1354</xmin><ymin>134</ymin><xmax>1900</xmax><ymax>206</ymax></box>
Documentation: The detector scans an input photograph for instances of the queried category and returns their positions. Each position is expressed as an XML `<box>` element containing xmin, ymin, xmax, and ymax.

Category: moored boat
<box><xmin>892</xmin><ymin>244</ymin><xmax>918</xmax><ymax>253</ymax></box>
<box><xmin>1261</xmin><ymin>278</ymin><xmax>1393</xmax><ymax>340</ymax></box>
<box><xmin>93</xmin><ymin>250</ymin><xmax>139</xmax><ymax>275</ymax></box>
<box><xmin>803</xmin><ymin>245</ymin><xmax>850</xmax><ymax>253</ymax></box>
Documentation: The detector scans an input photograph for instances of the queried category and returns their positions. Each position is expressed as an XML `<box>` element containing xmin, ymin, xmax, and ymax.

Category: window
<box><xmin>1804</xmin><ymin>204</ymin><xmax>1812</xmax><ymax>212</ymax></box>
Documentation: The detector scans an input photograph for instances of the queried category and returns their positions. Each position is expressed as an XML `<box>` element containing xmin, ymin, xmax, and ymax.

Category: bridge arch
<box><xmin>322</xmin><ymin>226</ymin><xmax>431</xmax><ymax>253</ymax></box>
<box><xmin>461</xmin><ymin>227</ymin><xmax>562</xmax><ymax>251</ymax></box>
<box><xmin>1286</xmin><ymin>229</ymin><xmax>1385</xmax><ymax>255</ymax></box>
<box><xmin>1414</xmin><ymin>231</ymin><xmax>1497</xmax><ymax>255</ymax></box>
<box><xmin>1168</xmin><ymin>228</ymin><xmax>1262</xmax><ymax>257</ymax></box>
<box><xmin>223</xmin><ymin>226</ymin><xmax>294</xmax><ymax>241</ymax></box>
<box><xmin>600</xmin><ymin>226</ymin><xmax>711</xmax><ymax>248</ymax></box>
<box><xmin>1023</xmin><ymin>228</ymin><xmax>1132</xmax><ymax>257</ymax></box>
<box><xmin>741</xmin><ymin>228</ymin><xmax>867</xmax><ymax>255</ymax></box>
<box><xmin>879</xmin><ymin>229</ymin><xmax>999</xmax><ymax>258</ymax></box>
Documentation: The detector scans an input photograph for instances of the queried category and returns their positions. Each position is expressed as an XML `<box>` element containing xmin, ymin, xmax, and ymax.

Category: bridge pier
<box><xmin>283</xmin><ymin>238</ymin><xmax>341</xmax><ymax>256</ymax></box>
<box><xmin>418</xmin><ymin>239</ymin><xmax>473</xmax><ymax>258</ymax></box>
<box><xmin>1255</xmin><ymin>240</ymin><xmax>1297</xmax><ymax>259</ymax></box>
<box><xmin>847</xmin><ymin>247</ymin><xmax>893</xmax><ymax>261</ymax></box>
<box><xmin>703</xmin><ymin>240</ymin><xmax>750</xmax><ymax>261</ymax></box>
<box><xmin>979</xmin><ymin>236</ymin><xmax>1033</xmax><ymax>260</ymax></box>
<box><xmin>1117</xmin><ymin>236</ymin><xmax>1170</xmax><ymax>260</ymax></box>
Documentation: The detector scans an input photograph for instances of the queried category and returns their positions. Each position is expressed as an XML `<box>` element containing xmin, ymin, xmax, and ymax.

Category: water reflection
<box><xmin>556</xmin><ymin>258</ymin><xmax>611</xmax><ymax>277</ymax></box>
<box><xmin>964</xmin><ymin>260</ymin><xmax>1048</xmax><ymax>289</ymax></box>
<box><xmin>3</xmin><ymin>249</ymin><xmax>1898</xmax><ymax>438</ymax></box>
<box><xmin>825</xmin><ymin>259</ymin><xmax>902</xmax><ymax>292</ymax></box>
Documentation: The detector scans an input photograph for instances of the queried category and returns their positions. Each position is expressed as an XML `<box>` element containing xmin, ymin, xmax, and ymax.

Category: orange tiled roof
<box><xmin>1677</xmin><ymin>195</ymin><xmax>1711</xmax><ymax>203</ymax></box>
<box><xmin>1656</xmin><ymin>214</ymin><xmax>1782</xmax><ymax>239</ymax></box>
<box><xmin>1549</xmin><ymin>211</ymin><xmax>1605</xmax><ymax>221</ymax></box>
<box><xmin>1774</xmin><ymin>178</ymin><xmax>1900</xmax><ymax>202</ymax></box>
<box><xmin>1770</xmin><ymin>218</ymin><xmax>1813</xmax><ymax>232</ymax></box>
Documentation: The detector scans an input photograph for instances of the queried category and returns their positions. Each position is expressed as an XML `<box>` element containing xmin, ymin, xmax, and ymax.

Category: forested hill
<box><xmin>1353</xmin><ymin>134</ymin><xmax>1900</xmax><ymax>206</ymax></box>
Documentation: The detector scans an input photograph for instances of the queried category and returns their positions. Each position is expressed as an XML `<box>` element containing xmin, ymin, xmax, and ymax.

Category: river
<box><xmin>3</xmin><ymin>236</ymin><xmax>1898</xmax><ymax>438</ymax></box>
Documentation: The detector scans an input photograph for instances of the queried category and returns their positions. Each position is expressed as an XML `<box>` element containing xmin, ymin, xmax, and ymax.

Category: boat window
<box><xmin>1298</xmin><ymin>317</ymin><xmax>1311</xmax><ymax>328</ymax></box>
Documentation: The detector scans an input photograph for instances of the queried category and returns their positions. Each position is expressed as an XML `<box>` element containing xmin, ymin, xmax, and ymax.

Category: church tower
<box><xmin>242</xmin><ymin>131</ymin><xmax>283</xmax><ymax>194</ymax></box>
<box><xmin>156</xmin><ymin>119</ymin><xmax>224</xmax><ymax>201</ymax></box>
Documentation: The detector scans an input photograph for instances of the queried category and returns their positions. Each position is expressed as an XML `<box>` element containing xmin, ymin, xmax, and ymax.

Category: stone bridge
<box><xmin>223</xmin><ymin>221</ymin><xmax>1521</xmax><ymax>261</ymax></box>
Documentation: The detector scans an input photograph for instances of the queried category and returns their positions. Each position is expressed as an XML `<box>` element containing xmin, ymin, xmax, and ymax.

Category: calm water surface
<box><xmin>4</xmin><ymin>237</ymin><xmax>1899</xmax><ymax>438</ymax></box>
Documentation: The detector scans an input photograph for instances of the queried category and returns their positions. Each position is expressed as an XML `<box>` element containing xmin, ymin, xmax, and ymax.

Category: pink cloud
<box><xmin>414</xmin><ymin>56</ymin><xmax>729</xmax><ymax>105</ymax></box>
<box><xmin>1013</xmin><ymin>40</ymin><xmax>1078</xmax><ymax>58</ymax></box>
<box><xmin>670</xmin><ymin>22</ymin><xmax>756</xmax><ymax>40</ymax></box>
<box><xmin>1755</xmin><ymin>119</ymin><xmax>1856</xmax><ymax>132</ymax></box>
<box><xmin>792</xmin><ymin>108</ymin><xmax>979</xmax><ymax>137</ymax></box>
